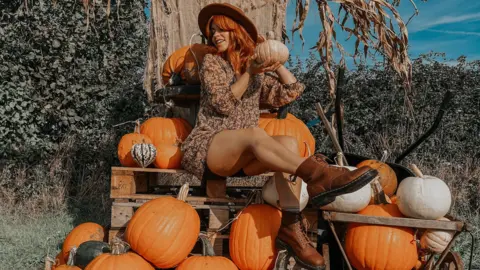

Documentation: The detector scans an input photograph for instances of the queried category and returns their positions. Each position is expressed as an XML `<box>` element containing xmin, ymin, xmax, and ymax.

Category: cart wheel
<box><xmin>439</xmin><ymin>251</ymin><xmax>464</xmax><ymax>270</ymax></box>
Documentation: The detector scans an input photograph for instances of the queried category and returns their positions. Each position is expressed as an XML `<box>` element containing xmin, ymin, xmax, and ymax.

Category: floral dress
<box><xmin>180</xmin><ymin>53</ymin><xmax>306</xmax><ymax>180</ymax></box>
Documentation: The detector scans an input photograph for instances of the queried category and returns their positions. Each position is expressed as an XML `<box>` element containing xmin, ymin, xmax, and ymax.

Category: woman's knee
<box><xmin>246</xmin><ymin>127</ymin><xmax>269</xmax><ymax>144</ymax></box>
<box><xmin>273</xmin><ymin>135</ymin><xmax>299</xmax><ymax>154</ymax></box>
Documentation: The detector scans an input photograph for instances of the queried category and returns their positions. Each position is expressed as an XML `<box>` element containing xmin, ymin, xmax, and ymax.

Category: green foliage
<box><xmin>0</xmin><ymin>0</ymin><xmax>149</xmax><ymax>162</ymax></box>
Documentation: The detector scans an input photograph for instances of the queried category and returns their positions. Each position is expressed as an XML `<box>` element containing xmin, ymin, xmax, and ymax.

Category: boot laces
<box><xmin>294</xmin><ymin>214</ymin><xmax>313</xmax><ymax>248</ymax></box>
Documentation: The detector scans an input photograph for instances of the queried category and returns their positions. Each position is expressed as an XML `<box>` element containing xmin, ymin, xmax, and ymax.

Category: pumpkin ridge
<box><xmin>160</xmin><ymin>202</ymin><xmax>190</xmax><ymax>266</ymax></box>
<box><xmin>142</xmin><ymin>200</ymin><xmax>174</xmax><ymax>260</ymax></box>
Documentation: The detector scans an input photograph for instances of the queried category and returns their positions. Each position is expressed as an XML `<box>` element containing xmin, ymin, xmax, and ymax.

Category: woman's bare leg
<box><xmin>242</xmin><ymin>135</ymin><xmax>300</xmax><ymax>175</ymax></box>
<box><xmin>206</xmin><ymin>127</ymin><xmax>306</xmax><ymax>177</ymax></box>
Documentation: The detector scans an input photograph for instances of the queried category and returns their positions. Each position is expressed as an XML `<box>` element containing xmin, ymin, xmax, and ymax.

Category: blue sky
<box><xmin>284</xmin><ymin>0</ymin><xmax>480</xmax><ymax>64</ymax></box>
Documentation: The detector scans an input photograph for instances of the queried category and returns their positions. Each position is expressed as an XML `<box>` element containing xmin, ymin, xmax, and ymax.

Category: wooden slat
<box><xmin>110</xmin><ymin>170</ymin><xmax>135</xmax><ymax>197</ymax></box>
<box><xmin>113</xmin><ymin>201</ymin><xmax>244</xmax><ymax>210</ymax></box>
<box><xmin>111</xmin><ymin>166</ymin><xmax>274</xmax><ymax>176</ymax></box>
<box><xmin>108</xmin><ymin>229</ymin><xmax>125</xmax><ymax>244</ymax></box>
<box><xmin>110</xmin><ymin>193</ymin><xmax>248</xmax><ymax>203</ymax></box>
<box><xmin>206</xmin><ymin>179</ymin><xmax>227</xmax><ymax>198</ymax></box>
<box><xmin>323</xmin><ymin>211</ymin><xmax>465</xmax><ymax>231</ymax></box>
<box><xmin>111</xmin><ymin>205</ymin><xmax>134</xmax><ymax>227</ymax></box>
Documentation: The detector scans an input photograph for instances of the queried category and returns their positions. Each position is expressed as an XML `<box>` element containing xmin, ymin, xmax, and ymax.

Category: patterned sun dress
<box><xmin>180</xmin><ymin>53</ymin><xmax>305</xmax><ymax>180</ymax></box>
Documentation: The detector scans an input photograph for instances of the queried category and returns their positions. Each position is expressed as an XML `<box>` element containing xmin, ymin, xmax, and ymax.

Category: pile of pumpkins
<box><xmin>50</xmin><ymin>185</ymin><xmax>283</xmax><ymax>270</ymax></box>
<box><xmin>52</xmin><ymin>162</ymin><xmax>455</xmax><ymax>270</ymax></box>
<box><xmin>263</xmin><ymin>158</ymin><xmax>455</xmax><ymax>270</ymax></box>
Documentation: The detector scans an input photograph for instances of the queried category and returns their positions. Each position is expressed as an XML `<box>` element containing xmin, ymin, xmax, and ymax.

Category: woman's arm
<box><xmin>275</xmin><ymin>64</ymin><xmax>297</xmax><ymax>85</ymax></box>
<box><xmin>259</xmin><ymin>64</ymin><xmax>305</xmax><ymax>108</ymax></box>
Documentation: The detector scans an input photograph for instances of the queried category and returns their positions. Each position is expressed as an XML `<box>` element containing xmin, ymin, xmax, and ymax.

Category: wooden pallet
<box><xmin>108</xmin><ymin>166</ymin><xmax>321</xmax><ymax>258</ymax></box>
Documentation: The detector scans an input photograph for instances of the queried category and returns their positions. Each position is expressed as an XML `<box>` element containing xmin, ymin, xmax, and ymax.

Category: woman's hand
<box><xmin>247</xmin><ymin>54</ymin><xmax>282</xmax><ymax>75</ymax></box>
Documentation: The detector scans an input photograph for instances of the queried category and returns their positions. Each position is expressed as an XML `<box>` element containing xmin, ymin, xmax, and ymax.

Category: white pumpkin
<box><xmin>420</xmin><ymin>217</ymin><xmax>455</xmax><ymax>253</ymax></box>
<box><xmin>320</xmin><ymin>166</ymin><xmax>372</xmax><ymax>213</ymax></box>
<box><xmin>254</xmin><ymin>31</ymin><xmax>290</xmax><ymax>65</ymax></box>
<box><xmin>396</xmin><ymin>164</ymin><xmax>452</xmax><ymax>220</ymax></box>
<box><xmin>262</xmin><ymin>174</ymin><xmax>309</xmax><ymax>211</ymax></box>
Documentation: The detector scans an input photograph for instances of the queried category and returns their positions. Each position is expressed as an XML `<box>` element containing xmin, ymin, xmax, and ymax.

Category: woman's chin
<box><xmin>215</xmin><ymin>45</ymin><xmax>227</xmax><ymax>53</ymax></box>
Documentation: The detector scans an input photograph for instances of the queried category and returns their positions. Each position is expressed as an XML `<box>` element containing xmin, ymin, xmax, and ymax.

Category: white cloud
<box><xmin>410</xmin><ymin>12</ymin><xmax>480</xmax><ymax>32</ymax></box>
<box><xmin>425</xmin><ymin>29</ymin><xmax>480</xmax><ymax>37</ymax></box>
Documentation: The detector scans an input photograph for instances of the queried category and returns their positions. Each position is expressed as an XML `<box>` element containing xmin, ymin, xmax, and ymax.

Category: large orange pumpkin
<box><xmin>162</xmin><ymin>44</ymin><xmax>216</xmax><ymax>85</ymax></box>
<box><xmin>125</xmin><ymin>184</ymin><xmax>200</xmax><ymax>269</ymax></box>
<box><xmin>85</xmin><ymin>240</ymin><xmax>154</xmax><ymax>270</ymax></box>
<box><xmin>229</xmin><ymin>204</ymin><xmax>282</xmax><ymax>270</ymax></box>
<box><xmin>183</xmin><ymin>44</ymin><xmax>217</xmax><ymax>84</ymax></box>
<box><xmin>162</xmin><ymin>45</ymin><xmax>190</xmax><ymax>85</ymax></box>
<box><xmin>177</xmin><ymin>234</ymin><xmax>238</xmax><ymax>270</ymax></box>
<box><xmin>117</xmin><ymin>121</ymin><xmax>153</xmax><ymax>167</ymax></box>
<box><xmin>140</xmin><ymin>117</ymin><xmax>192</xmax><ymax>146</ymax></box>
<box><xmin>258</xmin><ymin>109</ymin><xmax>315</xmax><ymax>157</ymax></box>
<box><xmin>344</xmin><ymin>183</ymin><xmax>418</xmax><ymax>270</ymax></box>
<box><xmin>153</xmin><ymin>143</ymin><xmax>183</xmax><ymax>169</ymax></box>
<box><xmin>357</xmin><ymin>160</ymin><xmax>397</xmax><ymax>196</ymax></box>
<box><xmin>61</xmin><ymin>223</ymin><xmax>105</xmax><ymax>263</ymax></box>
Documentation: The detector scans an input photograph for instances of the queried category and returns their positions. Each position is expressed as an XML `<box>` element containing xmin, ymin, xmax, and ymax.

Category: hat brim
<box><xmin>198</xmin><ymin>3</ymin><xmax>258</xmax><ymax>43</ymax></box>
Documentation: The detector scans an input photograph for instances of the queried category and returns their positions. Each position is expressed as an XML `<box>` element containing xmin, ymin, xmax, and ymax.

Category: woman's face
<box><xmin>210</xmin><ymin>23</ymin><xmax>230</xmax><ymax>53</ymax></box>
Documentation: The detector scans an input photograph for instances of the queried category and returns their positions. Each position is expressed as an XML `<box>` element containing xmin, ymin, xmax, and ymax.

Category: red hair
<box><xmin>205</xmin><ymin>15</ymin><xmax>256</xmax><ymax>74</ymax></box>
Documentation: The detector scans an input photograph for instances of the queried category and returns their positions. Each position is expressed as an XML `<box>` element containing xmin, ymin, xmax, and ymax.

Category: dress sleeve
<box><xmin>200</xmin><ymin>54</ymin><xmax>240</xmax><ymax>115</ymax></box>
<box><xmin>259</xmin><ymin>73</ymin><xmax>305</xmax><ymax>108</ymax></box>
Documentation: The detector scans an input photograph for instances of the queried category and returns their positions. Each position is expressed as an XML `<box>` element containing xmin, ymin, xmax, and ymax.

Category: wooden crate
<box><xmin>108</xmin><ymin>166</ymin><xmax>322</xmax><ymax>258</ymax></box>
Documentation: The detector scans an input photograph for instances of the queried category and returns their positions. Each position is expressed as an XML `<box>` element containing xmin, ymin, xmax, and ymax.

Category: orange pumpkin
<box><xmin>344</xmin><ymin>182</ymin><xmax>417</xmax><ymax>270</ymax></box>
<box><xmin>183</xmin><ymin>44</ymin><xmax>217</xmax><ymax>84</ymax></box>
<box><xmin>125</xmin><ymin>184</ymin><xmax>200</xmax><ymax>269</ymax></box>
<box><xmin>162</xmin><ymin>44</ymin><xmax>216</xmax><ymax>85</ymax></box>
<box><xmin>61</xmin><ymin>223</ymin><xmax>105</xmax><ymax>263</ymax></box>
<box><xmin>357</xmin><ymin>160</ymin><xmax>397</xmax><ymax>196</ymax></box>
<box><xmin>258</xmin><ymin>109</ymin><xmax>315</xmax><ymax>157</ymax></box>
<box><xmin>117</xmin><ymin>121</ymin><xmax>153</xmax><ymax>167</ymax></box>
<box><xmin>177</xmin><ymin>234</ymin><xmax>237</xmax><ymax>270</ymax></box>
<box><xmin>162</xmin><ymin>45</ymin><xmax>190</xmax><ymax>85</ymax></box>
<box><xmin>56</xmin><ymin>248</ymin><xmax>81</xmax><ymax>270</ymax></box>
<box><xmin>85</xmin><ymin>240</ymin><xmax>154</xmax><ymax>270</ymax></box>
<box><xmin>140</xmin><ymin>117</ymin><xmax>192</xmax><ymax>146</ymax></box>
<box><xmin>153</xmin><ymin>143</ymin><xmax>183</xmax><ymax>169</ymax></box>
<box><xmin>229</xmin><ymin>204</ymin><xmax>282</xmax><ymax>270</ymax></box>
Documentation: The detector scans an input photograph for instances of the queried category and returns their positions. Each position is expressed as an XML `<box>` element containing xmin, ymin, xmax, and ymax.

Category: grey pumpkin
<box><xmin>131</xmin><ymin>143</ymin><xmax>156</xmax><ymax>168</ymax></box>
<box><xmin>74</xmin><ymin>240</ymin><xmax>111</xmax><ymax>269</ymax></box>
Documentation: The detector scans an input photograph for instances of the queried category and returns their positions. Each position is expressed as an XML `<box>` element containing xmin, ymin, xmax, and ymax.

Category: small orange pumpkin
<box><xmin>153</xmin><ymin>143</ymin><xmax>183</xmax><ymax>169</ymax></box>
<box><xmin>140</xmin><ymin>117</ymin><xmax>192</xmax><ymax>147</ymax></box>
<box><xmin>344</xmin><ymin>182</ymin><xmax>418</xmax><ymax>270</ymax></box>
<box><xmin>177</xmin><ymin>234</ymin><xmax>238</xmax><ymax>270</ymax></box>
<box><xmin>55</xmin><ymin>248</ymin><xmax>81</xmax><ymax>270</ymax></box>
<box><xmin>117</xmin><ymin>121</ymin><xmax>153</xmax><ymax>167</ymax></box>
<box><xmin>125</xmin><ymin>184</ymin><xmax>200</xmax><ymax>269</ymax></box>
<box><xmin>85</xmin><ymin>239</ymin><xmax>154</xmax><ymax>270</ymax></box>
<box><xmin>229</xmin><ymin>204</ymin><xmax>282</xmax><ymax>270</ymax></box>
<box><xmin>61</xmin><ymin>222</ymin><xmax>105</xmax><ymax>263</ymax></box>
<box><xmin>357</xmin><ymin>159</ymin><xmax>398</xmax><ymax>196</ymax></box>
<box><xmin>258</xmin><ymin>109</ymin><xmax>315</xmax><ymax>157</ymax></box>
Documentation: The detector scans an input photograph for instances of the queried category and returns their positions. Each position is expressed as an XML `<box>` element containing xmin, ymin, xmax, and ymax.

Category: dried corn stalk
<box><xmin>292</xmin><ymin>0</ymin><xmax>424</xmax><ymax>97</ymax></box>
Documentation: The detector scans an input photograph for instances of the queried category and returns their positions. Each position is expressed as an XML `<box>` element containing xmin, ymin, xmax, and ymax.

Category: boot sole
<box><xmin>311</xmin><ymin>169</ymin><xmax>378</xmax><ymax>207</ymax></box>
<box><xmin>275</xmin><ymin>238</ymin><xmax>326</xmax><ymax>270</ymax></box>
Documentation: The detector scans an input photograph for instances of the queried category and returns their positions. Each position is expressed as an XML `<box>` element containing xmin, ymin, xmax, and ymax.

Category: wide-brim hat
<box><xmin>198</xmin><ymin>3</ymin><xmax>258</xmax><ymax>43</ymax></box>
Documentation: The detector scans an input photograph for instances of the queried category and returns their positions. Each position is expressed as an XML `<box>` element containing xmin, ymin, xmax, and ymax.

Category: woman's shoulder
<box><xmin>203</xmin><ymin>53</ymin><xmax>224</xmax><ymax>64</ymax></box>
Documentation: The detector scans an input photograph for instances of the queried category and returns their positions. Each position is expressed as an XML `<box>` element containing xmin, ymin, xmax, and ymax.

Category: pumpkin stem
<box><xmin>177</xmin><ymin>183</ymin><xmax>189</xmax><ymax>202</ymax></box>
<box><xmin>304</xmin><ymin>141</ymin><xmax>311</xmax><ymax>157</ymax></box>
<box><xmin>409</xmin><ymin>164</ymin><xmax>424</xmax><ymax>178</ymax></box>
<box><xmin>111</xmin><ymin>237</ymin><xmax>129</xmax><ymax>255</ymax></box>
<box><xmin>277</xmin><ymin>105</ymin><xmax>289</xmax><ymax>119</ymax></box>
<box><xmin>199</xmin><ymin>233</ymin><xmax>216</xmax><ymax>256</ymax></box>
<box><xmin>372</xmin><ymin>178</ymin><xmax>389</xmax><ymax>205</ymax></box>
<box><xmin>66</xmin><ymin>247</ymin><xmax>77</xmax><ymax>266</ymax></box>
<box><xmin>134</xmin><ymin>119</ymin><xmax>141</xmax><ymax>134</ymax></box>
<box><xmin>380</xmin><ymin>150</ymin><xmax>388</xmax><ymax>162</ymax></box>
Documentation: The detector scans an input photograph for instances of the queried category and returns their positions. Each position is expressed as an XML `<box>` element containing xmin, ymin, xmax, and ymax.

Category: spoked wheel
<box><xmin>439</xmin><ymin>252</ymin><xmax>464</xmax><ymax>270</ymax></box>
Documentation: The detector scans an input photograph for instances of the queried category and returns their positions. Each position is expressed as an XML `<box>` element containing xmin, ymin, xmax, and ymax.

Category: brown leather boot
<box><xmin>276</xmin><ymin>211</ymin><xmax>325</xmax><ymax>270</ymax></box>
<box><xmin>294</xmin><ymin>156</ymin><xmax>378</xmax><ymax>207</ymax></box>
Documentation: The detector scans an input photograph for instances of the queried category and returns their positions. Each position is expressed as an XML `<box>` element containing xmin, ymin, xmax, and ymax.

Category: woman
<box><xmin>181</xmin><ymin>3</ymin><xmax>378</xmax><ymax>269</ymax></box>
